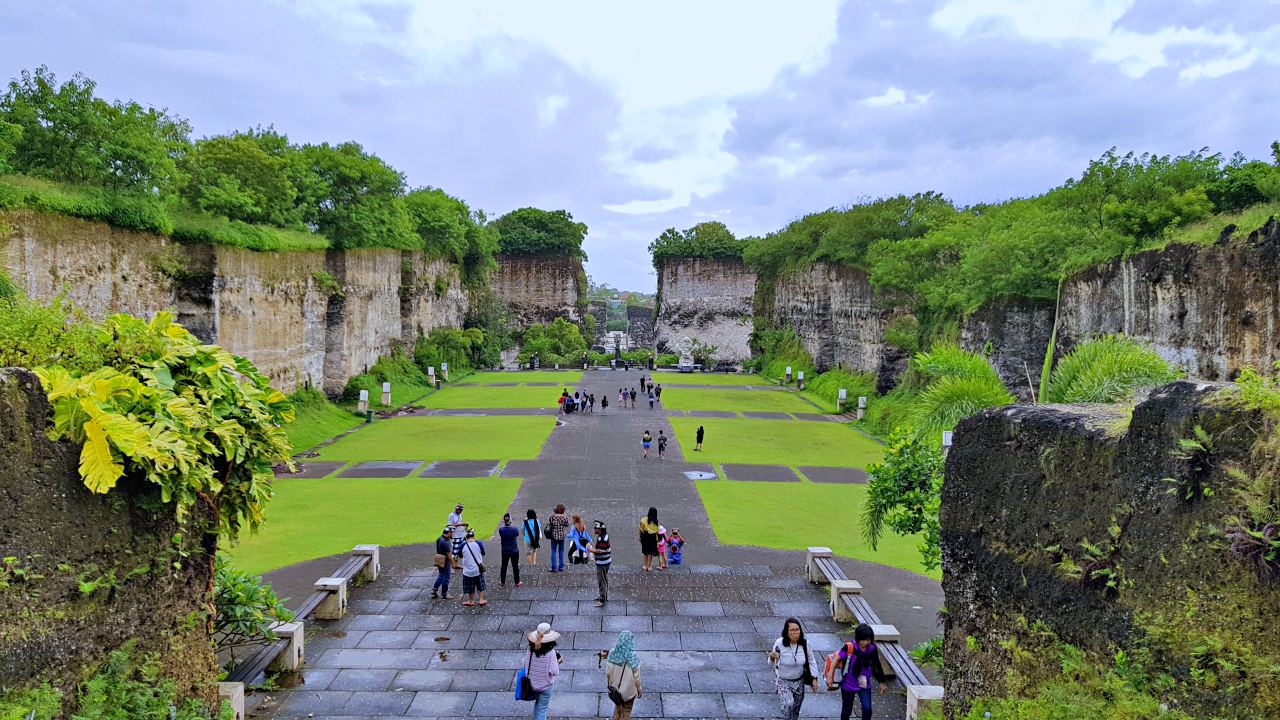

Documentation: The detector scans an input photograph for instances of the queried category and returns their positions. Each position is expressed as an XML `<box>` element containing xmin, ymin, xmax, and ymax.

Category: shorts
<box><xmin>642</xmin><ymin>441</ymin><xmax>651</xmax><ymax>449</ymax></box>
<box><xmin>462</xmin><ymin>573</ymin><xmax>485</xmax><ymax>594</ymax></box>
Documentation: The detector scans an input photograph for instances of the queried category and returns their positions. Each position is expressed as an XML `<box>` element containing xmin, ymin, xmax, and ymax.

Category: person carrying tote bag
<box><xmin>603</xmin><ymin>630</ymin><xmax>643</xmax><ymax>720</ymax></box>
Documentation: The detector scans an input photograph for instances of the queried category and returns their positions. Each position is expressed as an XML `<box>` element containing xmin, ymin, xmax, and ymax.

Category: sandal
<box><xmin>478</xmin><ymin>600</ymin><xmax>488</xmax><ymax>606</ymax></box>
<box><xmin>462</xmin><ymin>601</ymin><xmax>475</xmax><ymax>607</ymax></box>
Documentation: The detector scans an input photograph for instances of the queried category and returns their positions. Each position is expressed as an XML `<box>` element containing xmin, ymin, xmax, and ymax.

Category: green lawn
<box><xmin>660</xmin><ymin>387</ymin><xmax>817</xmax><ymax>413</ymax></box>
<box><xmin>696</xmin><ymin>480</ymin><xmax>935</xmax><ymax>577</ymax></box>
<box><xmin>414</xmin><ymin>384</ymin><xmax>563</xmax><ymax>409</ymax></box>
<box><xmin>653</xmin><ymin>373</ymin><xmax>769</xmax><ymax>386</ymax></box>
<box><xmin>226</xmin><ymin>477</ymin><xmax>522</xmax><ymax>576</ymax></box>
<box><xmin>455</xmin><ymin>370</ymin><xmax>584</xmax><ymax>385</ymax></box>
<box><xmin>669</xmin><ymin>417</ymin><xmax>883</xmax><ymax>468</ymax></box>
<box><xmin>315</xmin><ymin>415</ymin><xmax>554</xmax><ymax>462</ymax></box>
<box><xmin>286</xmin><ymin>400</ymin><xmax>363</xmax><ymax>453</ymax></box>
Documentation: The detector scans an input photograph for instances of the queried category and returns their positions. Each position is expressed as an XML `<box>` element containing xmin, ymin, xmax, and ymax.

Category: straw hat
<box><xmin>527</xmin><ymin>622</ymin><xmax>561</xmax><ymax>643</ymax></box>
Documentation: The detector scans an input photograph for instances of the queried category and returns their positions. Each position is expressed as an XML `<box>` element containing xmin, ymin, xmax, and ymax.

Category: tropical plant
<box><xmin>863</xmin><ymin>430</ymin><xmax>946</xmax><ymax>571</ymax></box>
<box><xmin>907</xmin><ymin>344</ymin><xmax>1013</xmax><ymax>442</ymax></box>
<box><xmin>213</xmin><ymin>555</ymin><xmax>295</xmax><ymax>667</ymax></box>
<box><xmin>1043</xmin><ymin>335</ymin><xmax>1179</xmax><ymax>404</ymax></box>
<box><xmin>32</xmin><ymin>311</ymin><xmax>294</xmax><ymax>537</ymax></box>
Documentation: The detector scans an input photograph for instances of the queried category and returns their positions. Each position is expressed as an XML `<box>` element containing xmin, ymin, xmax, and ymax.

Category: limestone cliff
<box><xmin>960</xmin><ymin>297</ymin><xmax>1055</xmax><ymax>401</ymax></box>
<box><xmin>654</xmin><ymin>257</ymin><xmax>755</xmax><ymax>362</ymax></box>
<box><xmin>491</xmin><ymin>254</ymin><xmax>585</xmax><ymax>327</ymax></box>
<box><xmin>942</xmin><ymin>381</ymin><xmax>1280</xmax><ymax>718</ymax></box>
<box><xmin>770</xmin><ymin>262</ymin><xmax>891</xmax><ymax>374</ymax></box>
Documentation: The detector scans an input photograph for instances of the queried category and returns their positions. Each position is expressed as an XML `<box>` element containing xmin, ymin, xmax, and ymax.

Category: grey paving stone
<box><xmin>396</xmin><ymin>615</ymin><xmax>452</xmax><ymax>631</ymax></box>
<box><xmin>469</xmin><ymin>691</ymin><xmax>529</xmax><ymax>717</ymax></box>
<box><xmin>309</xmin><ymin>630</ymin><xmax>367</xmax><ymax>650</ymax></box>
<box><xmin>551</xmin><ymin>614</ymin><xmax>601</xmax><ymax>631</ymax></box>
<box><xmin>390</xmin><ymin>669</ymin><xmax>452</xmax><ymax>691</ymax></box>
<box><xmin>275</xmin><ymin>461</ymin><xmax>345</xmax><ymax>479</ymax></box>
<box><xmin>329</xmin><ymin>669</ymin><xmax>396</xmax><ymax>691</ymax></box>
<box><xmin>679</xmin><ymin>632</ymin><xmax>736</xmax><ymax>651</ymax></box>
<box><xmin>741</xmin><ymin>411</ymin><xmax>793</xmax><ymax>420</ymax></box>
<box><xmin>800</xmin><ymin>465</ymin><xmax>869</xmax><ymax>483</ymax></box>
<box><xmin>626</xmin><ymin>601</ymin><xmax>676</xmax><ymax>616</ymax></box>
<box><xmin>768</xmin><ymin>601</ymin><xmax>831</xmax><ymax>617</ymax></box>
<box><xmin>341</xmin><ymin>690</ymin><xmax>413</xmax><ymax>715</ymax></box>
<box><xmin>405</xmin><ymin>690</ymin><xmax>478</xmax><ymax>716</ymax></box>
<box><xmin>674</xmin><ymin>600</ymin><xmax>724</xmax><ymax>616</ymax></box>
<box><xmin>700</xmin><ymin>617</ymin><xmax>758</xmax><ymax>634</ymax></box>
<box><xmin>346</xmin><ymin>614</ymin><xmax>404</xmax><ymax>631</ymax></box>
<box><xmin>570</xmin><ymin>631</ymin><xmax>613</xmax><ymax>651</ymax></box>
<box><xmin>629</xmin><ymin>692</ymin><xmax>664</xmax><ymax>718</ymax></box>
<box><xmin>499</xmin><ymin>460</ymin><xmax>539</xmax><ymax>477</ymax></box>
<box><xmin>690</xmin><ymin>669</ymin><xmax>753</xmax><ymax>693</ymax></box>
<box><xmin>746</xmin><ymin>668</ymin><xmax>779</xmax><ymax>693</ymax></box>
<box><xmin>547</xmin><ymin>691</ymin><xmax>603</xmax><ymax>717</ymax></box>
<box><xmin>274</xmin><ymin>690</ymin><xmax>353</xmax><ymax>716</ymax></box>
<box><xmin>484</xmin><ymin>649</ymin><xmax>526</xmax><ymax>670</ymax></box>
<box><xmin>298</xmin><ymin>667</ymin><xmax>340</xmax><ymax>690</ymax></box>
<box><xmin>798</xmin><ymin>689</ymin><xmax>845</xmax><ymax>717</ymax></box>
<box><xmin>602</xmin><ymin>615</ymin><xmax>652</xmax><ymax>632</ymax></box>
<box><xmin>723</xmin><ymin>691</ymin><xmax>782</xmax><ymax>717</ymax></box>
<box><xmin>355</xmin><ymin>631</ymin><xmax>417</xmax><ymax>649</ymax></box>
<box><xmin>338</xmin><ymin>461</ymin><xmax>423</xmax><ymax>478</ymax></box>
<box><xmin>721</xmin><ymin>600</ymin><xmax>771</xmax><ymax>615</ymax></box>
<box><xmin>659</xmin><ymin>691</ymin><xmax>726</xmax><ymax>717</ymax></box>
<box><xmin>653</xmin><ymin>616</ymin><xmax>704</xmax><ymax>633</ymax></box>
<box><xmin>419</xmin><ymin>460</ymin><xmax>501</xmax><ymax>478</ymax></box>
<box><xmin>634</xmin><ymin>650</ymin><xmax>713</xmax><ymax>672</ymax></box>
<box><xmin>631</xmin><ymin>631</ymin><xmax>682</xmax><ymax>651</ymax></box>
<box><xmin>639</xmin><ymin>670</ymin><xmax>692</xmax><ymax>693</ymax></box>
<box><xmin>411</xmin><ymin>632</ymin><xmax>470</xmax><ymax>650</ymax></box>
<box><xmin>447</xmin><ymin>668</ymin><xmax>514</xmax><ymax>691</ymax></box>
<box><xmin>426</xmin><ymin>648</ymin><xmax>493</xmax><ymax>669</ymax></box>
<box><xmin>721</xmin><ymin>463</ymin><xmax>800</xmax><ymax>482</ymax></box>
<box><xmin>466</xmin><ymin>631</ymin><xmax>525</xmax><ymax>650</ymax></box>
<box><xmin>792</xmin><ymin>413</ymin><xmax>835</xmax><ymax>422</ymax></box>
<box><xmin>447</xmin><ymin>614</ymin><xmax>504</xmax><ymax>631</ymax></box>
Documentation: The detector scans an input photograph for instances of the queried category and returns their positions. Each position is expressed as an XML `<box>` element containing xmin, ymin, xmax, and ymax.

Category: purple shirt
<box><xmin>838</xmin><ymin>642</ymin><xmax>880</xmax><ymax>692</ymax></box>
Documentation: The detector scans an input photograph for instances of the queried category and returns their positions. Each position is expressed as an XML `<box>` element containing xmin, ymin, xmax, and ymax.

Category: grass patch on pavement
<box><xmin>669</xmin><ymin>417</ymin><xmax>883</xmax><ymax>468</ymax></box>
<box><xmin>315</xmin><ymin>415</ymin><xmax>553</xmax><ymax>462</ymax></box>
<box><xmin>661</xmin><ymin>387</ymin><xmax>817</xmax><ymax>413</ymax></box>
<box><xmin>652</xmin><ymin>372</ymin><xmax>769</xmax><ymax>386</ymax></box>
<box><xmin>455</xmin><ymin>370</ymin><xmax>583</xmax><ymax>385</ymax></box>
<box><xmin>415</xmin><ymin>384</ymin><xmax>562</xmax><ymax>409</ymax></box>
<box><xmin>227</xmin><ymin>477</ymin><xmax>521</xmax><ymax>575</ymax></box>
<box><xmin>695</xmin><ymin>480</ymin><xmax>935</xmax><ymax>577</ymax></box>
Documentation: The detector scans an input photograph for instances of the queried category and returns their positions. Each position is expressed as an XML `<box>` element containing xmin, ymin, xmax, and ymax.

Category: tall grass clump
<box><xmin>1044</xmin><ymin>335</ymin><xmax>1179</xmax><ymax>404</ymax></box>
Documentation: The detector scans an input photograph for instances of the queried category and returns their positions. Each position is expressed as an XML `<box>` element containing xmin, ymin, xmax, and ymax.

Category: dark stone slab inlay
<box><xmin>338</xmin><ymin>461</ymin><xmax>423</xmax><ymax>478</ymax></box>
<box><xmin>419</xmin><ymin>460</ymin><xmax>501</xmax><ymax>478</ymax></box>
<box><xmin>801</xmin><ymin>465</ymin><xmax>869</xmax><ymax>484</ymax></box>
<box><xmin>792</xmin><ymin>412</ymin><xmax>835</xmax><ymax>422</ymax></box>
<box><xmin>742</xmin><ymin>411</ymin><xmax>793</xmax><ymax>420</ymax></box>
<box><xmin>686</xmin><ymin>410</ymin><xmax>738</xmax><ymax>418</ymax></box>
<box><xmin>274</xmin><ymin>460</ymin><xmax>344</xmax><ymax>479</ymax></box>
<box><xmin>721</xmin><ymin>463</ymin><xmax>800</xmax><ymax>482</ymax></box>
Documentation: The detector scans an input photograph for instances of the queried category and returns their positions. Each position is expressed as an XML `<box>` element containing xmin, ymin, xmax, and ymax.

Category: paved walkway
<box><xmin>256</xmin><ymin>371</ymin><xmax>941</xmax><ymax>718</ymax></box>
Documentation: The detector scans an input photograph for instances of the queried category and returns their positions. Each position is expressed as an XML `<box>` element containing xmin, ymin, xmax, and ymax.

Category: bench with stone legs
<box><xmin>220</xmin><ymin>545</ymin><xmax>381</xmax><ymax>718</ymax></box>
<box><xmin>806</xmin><ymin>546</ymin><xmax>943</xmax><ymax>720</ymax></box>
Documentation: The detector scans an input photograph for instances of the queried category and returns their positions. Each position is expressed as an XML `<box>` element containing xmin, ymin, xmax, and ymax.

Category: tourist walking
<box><xmin>567</xmin><ymin>514</ymin><xmax>590</xmax><ymax>565</ymax></box>
<box><xmin>618</xmin><ymin>388</ymin><xmax>625</xmax><ymax>407</ymax></box>
<box><xmin>647</xmin><ymin>389</ymin><xmax>655</xmax><ymax>410</ymax></box>
<box><xmin>499</xmin><ymin>513</ymin><xmax>523</xmax><ymax>587</ymax></box>
<box><xmin>630</xmin><ymin>388</ymin><xmax>637</xmax><ymax>408</ymax></box>
<box><xmin>694</xmin><ymin>425</ymin><xmax>704</xmax><ymax>452</ymax></box>
<box><xmin>641</xmin><ymin>430</ymin><xmax>652</xmax><ymax>458</ymax></box>
<box><xmin>826</xmin><ymin>623</ymin><xmax>888</xmax><ymax>720</ymax></box>
<box><xmin>769</xmin><ymin>617</ymin><xmax>820</xmax><ymax>720</ymax></box>
<box><xmin>431</xmin><ymin>525</ymin><xmax>453</xmax><ymax>599</ymax></box>
<box><xmin>448</xmin><ymin>503</ymin><xmax>468</xmax><ymax>570</ymax></box>
<box><xmin>656</xmin><ymin>430</ymin><xmax>667</xmax><ymax>459</ymax></box>
<box><xmin>667</xmin><ymin>528</ymin><xmax>684</xmax><ymax>565</ymax></box>
<box><xmin>460</xmin><ymin>529</ymin><xmax>487</xmax><ymax>607</ymax></box>
<box><xmin>655</xmin><ymin>384</ymin><xmax>662</xmax><ymax>402</ymax></box>
<box><xmin>523</xmin><ymin>509</ymin><xmax>542</xmax><ymax>566</ymax></box>
<box><xmin>525</xmin><ymin>622</ymin><xmax>563</xmax><ymax>720</ymax></box>
<box><xmin>603</xmin><ymin>630</ymin><xmax>642</xmax><ymax>719</ymax></box>
<box><xmin>588</xmin><ymin>520</ymin><xmax>612</xmax><ymax>605</ymax></box>
<box><xmin>548</xmin><ymin>504</ymin><xmax>569</xmax><ymax>572</ymax></box>
<box><xmin>657</xmin><ymin>525</ymin><xmax>669</xmax><ymax>570</ymax></box>
<box><xmin>601</xmin><ymin>394</ymin><xmax>609</xmax><ymax>412</ymax></box>
<box><xmin>639</xmin><ymin>507</ymin><xmax>661</xmax><ymax>571</ymax></box>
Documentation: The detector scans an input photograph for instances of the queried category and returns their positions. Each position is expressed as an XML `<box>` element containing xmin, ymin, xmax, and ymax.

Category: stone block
<box><xmin>806</xmin><ymin>546</ymin><xmax>833</xmax><ymax>584</ymax></box>
<box><xmin>218</xmin><ymin>682</ymin><xmax>245</xmax><ymax>720</ymax></box>
<box><xmin>907</xmin><ymin>684</ymin><xmax>945</xmax><ymax>719</ymax></box>
<box><xmin>829</xmin><ymin>578</ymin><xmax>864</xmax><ymax>623</ymax></box>
<box><xmin>314</xmin><ymin>576</ymin><xmax>348</xmax><ymax>620</ymax></box>
<box><xmin>353</xmin><ymin>544</ymin><xmax>380</xmax><ymax>581</ymax></box>
<box><xmin>869</xmin><ymin>624</ymin><xmax>901</xmax><ymax>642</ymax></box>
<box><xmin>268</xmin><ymin>621</ymin><xmax>305</xmax><ymax>672</ymax></box>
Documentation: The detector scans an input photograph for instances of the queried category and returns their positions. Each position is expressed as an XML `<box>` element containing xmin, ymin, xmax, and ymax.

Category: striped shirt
<box><xmin>593</xmin><ymin>535</ymin><xmax>612</xmax><ymax>565</ymax></box>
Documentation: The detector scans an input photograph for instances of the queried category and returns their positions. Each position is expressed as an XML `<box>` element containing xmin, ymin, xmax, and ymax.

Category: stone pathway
<box><xmin>257</xmin><ymin>372</ymin><xmax>941</xmax><ymax>718</ymax></box>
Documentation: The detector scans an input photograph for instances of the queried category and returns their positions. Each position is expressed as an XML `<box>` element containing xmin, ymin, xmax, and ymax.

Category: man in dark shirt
<box><xmin>498</xmin><ymin>513</ymin><xmax>523</xmax><ymax>587</ymax></box>
<box><xmin>432</xmin><ymin>526</ymin><xmax>454</xmax><ymax>599</ymax></box>
<box><xmin>588</xmin><ymin>521</ymin><xmax>612</xmax><ymax>607</ymax></box>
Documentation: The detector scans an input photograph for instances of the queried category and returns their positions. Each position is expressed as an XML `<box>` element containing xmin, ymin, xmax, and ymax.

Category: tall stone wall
<box><xmin>1060</xmin><ymin>218</ymin><xmax>1280</xmax><ymax>380</ymax></box>
<box><xmin>491</xmin><ymin>254</ymin><xmax>585</xmax><ymax>327</ymax></box>
<box><xmin>654</xmin><ymin>257</ymin><xmax>755</xmax><ymax>362</ymax></box>
<box><xmin>0</xmin><ymin>368</ymin><xmax>219</xmax><ymax>707</ymax></box>
<box><xmin>2</xmin><ymin>211</ymin><xmax>471</xmax><ymax>395</ymax></box>
<box><xmin>627</xmin><ymin>304</ymin><xmax>654</xmax><ymax>349</ymax></box>
<box><xmin>960</xmin><ymin>297</ymin><xmax>1056</xmax><ymax>401</ymax></box>
<box><xmin>942</xmin><ymin>381</ymin><xmax>1280</xmax><ymax>718</ymax></box>
<box><xmin>770</xmin><ymin>262</ymin><xmax>890</xmax><ymax>374</ymax></box>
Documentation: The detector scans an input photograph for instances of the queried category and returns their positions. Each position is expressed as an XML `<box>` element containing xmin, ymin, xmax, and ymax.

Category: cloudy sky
<box><xmin>2</xmin><ymin>1</ymin><xmax>1277</xmax><ymax>291</ymax></box>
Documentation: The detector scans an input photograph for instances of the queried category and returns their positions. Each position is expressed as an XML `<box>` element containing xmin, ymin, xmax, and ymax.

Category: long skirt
<box><xmin>776</xmin><ymin>676</ymin><xmax>807</xmax><ymax>720</ymax></box>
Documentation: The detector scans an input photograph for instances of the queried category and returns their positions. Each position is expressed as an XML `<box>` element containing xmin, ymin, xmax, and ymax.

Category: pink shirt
<box><xmin>528</xmin><ymin>649</ymin><xmax>560</xmax><ymax>691</ymax></box>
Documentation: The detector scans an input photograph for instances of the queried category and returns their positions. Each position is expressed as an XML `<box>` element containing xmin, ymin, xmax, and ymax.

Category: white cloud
<box><xmin>930</xmin><ymin>0</ymin><xmax>1275</xmax><ymax>79</ymax></box>
<box><xmin>290</xmin><ymin>0</ymin><xmax>843</xmax><ymax>214</ymax></box>
<box><xmin>860</xmin><ymin>86</ymin><xmax>932</xmax><ymax>107</ymax></box>
<box><xmin>537</xmin><ymin>94</ymin><xmax>569</xmax><ymax>125</ymax></box>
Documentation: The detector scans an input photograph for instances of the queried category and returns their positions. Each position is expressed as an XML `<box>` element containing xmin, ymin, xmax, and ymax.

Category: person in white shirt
<box><xmin>460</xmin><ymin>529</ymin><xmax>487</xmax><ymax>607</ymax></box>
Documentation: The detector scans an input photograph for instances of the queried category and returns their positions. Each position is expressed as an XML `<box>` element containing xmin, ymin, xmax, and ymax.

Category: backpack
<box><xmin>824</xmin><ymin>641</ymin><xmax>855</xmax><ymax>687</ymax></box>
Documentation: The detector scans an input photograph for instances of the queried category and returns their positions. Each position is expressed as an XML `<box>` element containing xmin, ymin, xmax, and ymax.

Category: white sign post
<box><xmin>942</xmin><ymin>430</ymin><xmax>954</xmax><ymax>457</ymax></box>
<box><xmin>427</xmin><ymin>366</ymin><xmax>438</xmax><ymax>389</ymax></box>
<box><xmin>797</xmin><ymin>370</ymin><xmax>805</xmax><ymax>391</ymax></box>
<box><xmin>441</xmin><ymin>362</ymin><xmax>448</xmax><ymax>381</ymax></box>
<box><xmin>380</xmin><ymin>381</ymin><xmax>392</xmax><ymax>407</ymax></box>
<box><xmin>785</xmin><ymin>366</ymin><xmax>793</xmax><ymax>384</ymax></box>
<box><xmin>837</xmin><ymin>387</ymin><xmax>848</xmax><ymax>413</ymax></box>
<box><xmin>357</xmin><ymin>389</ymin><xmax>369</xmax><ymax>413</ymax></box>
<box><xmin>857</xmin><ymin>395</ymin><xmax>867</xmax><ymax>420</ymax></box>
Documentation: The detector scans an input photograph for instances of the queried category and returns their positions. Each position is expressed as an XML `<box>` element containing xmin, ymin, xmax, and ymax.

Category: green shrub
<box><xmin>0</xmin><ymin>175</ymin><xmax>172</xmax><ymax>235</ymax></box>
<box><xmin>1044</xmin><ymin>335</ymin><xmax>1180</xmax><ymax>403</ymax></box>
<box><xmin>807</xmin><ymin>368</ymin><xmax>876</xmax><ymax>412</ymax></box>
<box><xmin>0</xmin><ymin>684</ymin><xmax>62</xmax><ymax>720</ymax></box>
<box><xmin>171</xmin><ymin>211</ymin><xmax>328</xmax><ymax>251</ymax></box>
<box><xmin>73</xmin><ymin>642</ymin><xmax>234</xmax><ymax>720</ymax></box>
<box><xmin>213</xmin><ymin>555</ymin><xmax>294</xmax><ymax>669</ymax></box>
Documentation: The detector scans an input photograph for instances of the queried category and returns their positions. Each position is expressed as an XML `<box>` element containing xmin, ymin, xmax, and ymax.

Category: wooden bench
<box><xmin>224</xmin><ymin>545</ymin><xmax>379</xmax><ymax>685</ymax></box>
<box><xmin>805</xmin><ymin>546</ymin><xmax>943</xmax><ymax>719</ymax></box>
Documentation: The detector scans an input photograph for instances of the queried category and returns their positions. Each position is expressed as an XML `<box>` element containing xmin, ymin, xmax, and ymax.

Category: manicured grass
<box><xmin>669</xmin><ymin>417</ymin><xmax>883</xmax><ymax>468</ymax></box>
<box><xmin>314</xmin><ymin>415</ymin><xmax>553</xmax><ymax>462</ymax></box>
<box><xmin>660</xmin><ymin>387</ymin><xmax>817</xmax><ymax>413</ymax></box>
<box><xmin>414</xmin><ymin>385</ymin><xmax>563</xmax><ymax>409</ymax></box>
<box><xmin>455</xmin><ymin>370</ymin><xmax>583</xmax><ymax>385</ymax></box>
<box><xmin>652</xmin><ymin>372</ymin><xmax>770</xmax><ymax>386</ymax></box>
<box><xmin>696</xmin><ymin>480</ymin><xmax>935</xmax><ymax>577</ymax></box>
<box><xmin>287</xmin><ymin>400</ymin><xmax>363</xmax><ymax>453</ymax></box>
<box><xmin>226</xmin><ymin>477</ymin><xmax>522</xmax><ymax>576</ymax></box>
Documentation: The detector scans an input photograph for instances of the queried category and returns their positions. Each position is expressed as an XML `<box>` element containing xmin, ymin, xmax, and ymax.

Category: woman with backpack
<box><xmin>768</xmin><ymin>617</ymin><xmax>820</xmax><ymax>720</ymax></box>
<box><xmin>523</xmin><ymin>509</ymin><xmax>541</xmax><ymax>566</ymax></box>
<box><xmin>603</xmin><ymin>630</ymin><xmax>643</xmax><ymax>720</ymax></box>
<box><xmin>826</xmin><ymin>623</ymin><xmax>888</xmax><ymax>720</ymax></box>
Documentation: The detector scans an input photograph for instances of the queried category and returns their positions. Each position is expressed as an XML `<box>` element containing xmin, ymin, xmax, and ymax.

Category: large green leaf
<box><xmin>79</xmin><ymin>416</ymin><xmax>125</xmax><ymax>494</ymax></box>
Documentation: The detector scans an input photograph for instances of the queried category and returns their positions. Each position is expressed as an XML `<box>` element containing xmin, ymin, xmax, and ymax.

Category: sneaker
<box><xmin>516</xmin><ymin>581</ymin><xmax>525</xmax><ymax>587</ymax></box>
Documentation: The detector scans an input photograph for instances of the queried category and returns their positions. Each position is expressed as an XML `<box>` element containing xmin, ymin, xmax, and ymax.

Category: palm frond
<box><xmin>909</xmin><ymin>373</ymin><xmax>1015</xmax><ymax>443</ymax></box>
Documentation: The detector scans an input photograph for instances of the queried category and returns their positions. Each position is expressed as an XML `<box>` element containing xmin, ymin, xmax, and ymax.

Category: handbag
<box><xmin>800</xmin><ymin>642</ymin><xmax>816</xmax><ymax>685</ymax></box>
<box><xmin>543</xmin><ymin>520</ymin><xmax>554</xmax><ymax>540</ymax></box>
<box><xmin>433</xmin><ymin>553</ymin><xmax>446</xmax><ymax>569</ymax></box>
<box><xmin>515</xmin><ymin>652</ymin><xmax>538</xmax><ymax>701</ymax></box>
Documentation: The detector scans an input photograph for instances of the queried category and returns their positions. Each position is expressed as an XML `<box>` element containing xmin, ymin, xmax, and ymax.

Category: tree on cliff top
<box><xmin>648</xmin><ymin>221</ymin><xmax>747</xmax><ymax>266</ymax></box>
<box><xmin>491</xmin><ymin>207</ymin><xmax>588</xmax><ymax>259</ymax></box>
